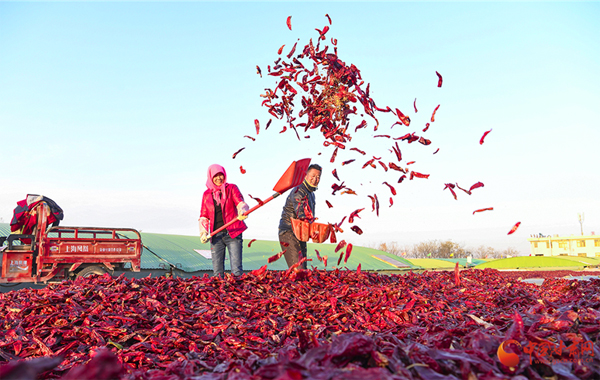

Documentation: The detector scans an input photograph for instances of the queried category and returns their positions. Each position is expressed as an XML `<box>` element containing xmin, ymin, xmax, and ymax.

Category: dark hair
<box><xmin>307</xmin><ymin>164</ymin><xmax>322</xmax><ymax>173</ymax></box>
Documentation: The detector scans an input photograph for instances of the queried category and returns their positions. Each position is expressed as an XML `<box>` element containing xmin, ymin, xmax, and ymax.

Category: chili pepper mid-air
<box><xmin>243</xmin><ymin>135</ymin><xmax>256</xmax><ymax>141</ymax></box>
<box><xmin>389</xmin><ymin>197</ymin><xmax>393</xmax><ymax>207</ymax></box>
<box><xmin>344</xmin><ymin>243</ymin><xmax>353</xmax><ymax>264</ymax></box>
<box><xmin>472</xmin><ymin>207</ymin><xmax>494</xmax><ymax>215</ymax></box>
<box><xmin>342</xmin><ymin>159</ymin><xmax>355</xmax><ymax>166</ymax></box>
<box><xmin>256</xmin><ymin>65</ymin><xmax>262</xmax><ymax>77</ymax></box>
<box><xmin>287</xmin><ymin>42</ymin><xmax>298</xmax><ymax>59</ymax></box>
<box><xmin>268</xmin><ymin>250</ymin><xmax>286</xmax><ymax>263</ymax></box>
<box><xmin>254</xmin><ymin>119</ymin><xmax>260</xmax><ymax>134</ymax></box>
<box><xmin>325</xmin><ymin>200</ymin><xmax>333</xmax><ymax>208</ymax></box>
<box><xmin>341</xmin><ymin>189</ymin><xmax>357</xmax><ymax>195</ymax></box>
<box><xmin>337</xmin><ymin>250</ymin><xmax>344</xmax><ymax>266</ymax></box>
<box><xmin>248</xmin><ymin>239</ymin><xmax>257</xmax><ymax>248</ymax></box>
<box><xmin>455</xmin><ymin>183</ymin><xmax>471</xmax><ymax>195</ymax></box>
<box><xmin>332</xmin><ymin>169</ymin><xmax>340</xmax><ymax>181</ymax></box>
<box><xmin>278</xmin><ymin>45</ymin><xmax>285</xmax><ymax>55</ymax></box>
<box><xmin>480</xmin><ymin>129</ymin><xmax>492</xmax><ymax>145</ymax></box>
<box><xmin>398</xmin><ymin>175</ymin><xmax>407</xmax><ymax>183</ymax></box>
<box><xmin>382</xmin><ymin>182</ymin><xmax>396</xmax><ymax>196</ymax></box>
<box><xmin>232</xmin><ymin>147</ymin><xmax>245</xmax><ymax>159</ymax></box>
<box><xmin>388</xmin><ymin>163</ymin><xmax>404</xmax><ymax>172</ymax></box>
<box><xmin>413</xmin><ymin>98</ymin><xmax>418</xmax><ymax>113</ymax></box>
<box><xmin>423</xmin><ymin>123</ymin><xmax>430</xmax><ymax>132</ymax></box>
<box><xmin>410</xmin><ymin>171</ymin><xmax>430</xmax><ymax>180</ymax></box>
<box><xmin>436</xmin><ymin>71</ymin><xmax>443</xmax><ymax>87</ymax></box>
<box><xmin>348</xmin><ymin>208</ymin><xmax>364</xmax><ymax>223</ymax></box>
<box><xmin>248</xmin><ymin>194</ymin><xmax>264</xmax><ymax>206</ymax></box>
<box><xmin>395</xmin><ymin>108</ymin><xmax>411</xmax><ymax>126</ymax></box>
<box><xmin>406</xmin><ymin>161</ymin><xmax>415</xmax><ymax>165</ymax></box>
<box><xmin>469</xmin><ymin>182</ymin><xmax>484</xmax><ymax>193</ymax></box>
<box><xmin>433</xmin><ymin>148</ymin><xmax>439</xmax><ymax>154</ymax></box>
<box><xmin>330</xmin><ymin>147</ymin><xmax>339</xmax><ymax>163</ymax></box>
<box><xmin>431</xmin><ymin>105</ymin><xmax>440</xmax><ymax>122</ymax></box>
<box><xmin>286</xmin><ymin>16</ymin><xmax>292</xmax><ymax>30</ymax></box>
<box><xmin>374</xmin><ymin>135</ymin><xmax>390</xmax><ymax>138</ymax></box>
<box><xmin>325</xmin><ymin>13</ymin><xmax>332</xmax><ymax>25</ymax></box>
<box><xmin>444</xmin><ymin>183</ymin><xmax>457</xmax><ymax>200</ymax></box>
<box><xmin>350</xmin><ymin>147</ymin><xmax>366</xmax><ymax>155</ymax></box>
<box><xmin>507</xmin><ymin>221</ymin><xmax>521</xmax><ymax>235</ymax></box>
<box><xmin>266</xmin><ymin>119</ymin><xmax>272</xmax><ymax>130</ymax></box>
<box><xmin>335</xmin><ymin>240</ymin><xmax>347</xmax><ymax>253</ymax></box>
<box><xmin>351</xmin><ymin>225</ymin><xmax>363</xmax><ymax>235</ymax></box>
<box><xmin>331</xmin><ymin>181</ymin><xmax>346</xmax><ymax>195</ymax></box>
<box><xmin>240</xmin><ymin>166</ymin><xmax>246</xmax><ymax>174</ymax></box>
<box><xmin>315</xmin><ymin>249</ymin><xmax>323</xmax><ymax>262</ymax></box>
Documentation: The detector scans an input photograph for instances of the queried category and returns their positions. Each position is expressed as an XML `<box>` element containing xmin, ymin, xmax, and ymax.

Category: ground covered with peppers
<box><xmin>1</xmin><ymin>268</ymin><xmax>599</xmax><ymax>379</ymax></box>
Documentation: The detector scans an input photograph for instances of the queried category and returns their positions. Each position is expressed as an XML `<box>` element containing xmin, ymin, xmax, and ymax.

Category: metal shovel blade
<box><xmin>273</xmin><ymin>158</ymin><xmax>311</xmax><ymax>194</ymax></box>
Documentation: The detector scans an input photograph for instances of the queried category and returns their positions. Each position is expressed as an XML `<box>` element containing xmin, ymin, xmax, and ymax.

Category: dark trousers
<box><xmin>279</xmin><ymin>230</ymin><xmax>307</xmax><ymax>269</ymax></box>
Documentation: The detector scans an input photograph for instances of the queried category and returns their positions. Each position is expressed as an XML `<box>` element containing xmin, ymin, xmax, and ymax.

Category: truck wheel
<box><xmin>77</xmin><ymin>266</ymin><xmax>107</xmax><ymax>278</ymax></box>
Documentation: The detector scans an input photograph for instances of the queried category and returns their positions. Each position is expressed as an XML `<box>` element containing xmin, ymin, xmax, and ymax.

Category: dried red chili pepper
<box><xmin>232</xmin><ymin>147</ymin><xmax>245</xmax><ymax>159</ymax></box>
<box><xmin>240</xmin><ymin>166</ymin><xmax>246</xmax><ymax>174</ymax></box>
<box><xmin>248</xmin><ymin>194</ymin><xmax>264</xmax><ymax>206</ymax></box>
<box><xmin>382</xmin><ymin>182</ymin><xmax>396</xmax><ymax>196</ymax></box>
<box><xmin>243</xmin><ymin>135</ymin><xmax>256</xmax><ymax>141</ymax></box>
<box><xmin>507</xmin><ymin>221</ymin><xmax>521</xmax><ymax>235</ymax></box>
<box><xmin>341</xmin><ymin>159</ymin><xmax>355</xmax><ymax>166</ymax></box>
<box><xmin>395</xmin><ymin>108</ymin><xmax>410</xmax><ymax>126</ymax></box>
<box><xmin>325</xmin><ymin>13</ymin><xmax>332</xmax><ymax>25</ymax></box>
<box><xmin>436</xmin><ymin>71</ymin><xmax>443</xmax><ymax>87</ymax></box>
<box><xmin>332</xmin><ymin>169</ymin><xmax>340</xmax><ymax>181</ymax></box>
<box><xmin>431</xmin><ymin>104</ymin><xmax>440</xmax><ymax>122</ymax></box>
<box><xmin>410</xmin><ymin>171</ymin><xmax>429</xmax><ymax>180</ymax></box>
<box><xmin>472</xmin><ymin>207</ymin><xmax>493</xmax><ymax>215</ymax></box>
<box><xmin>350</xmin><ymin>147</ymin><xmax>366</xmax><ymax>155</ymax></box>
<box><xmin>348</xmin><ymin>208</ymin><xmax>364</xmax><ymax>223</ymax></box>
<box><xmin>254</xmin><ymin>119</ymin><xmax>260</xmax><ymax>135</ymax></box>
<box><xmin>469</xmin><ymin>181</ymin><xmax>484</xmax><ymax>193</ymax></box>
<box><xmin>344</xmin><ymin>243</ymin><xmax>353</xmax><ymax>263</ymax></box>
<box><xmin>444</xmin><ymin>183</ymin><xmax>457</xmax><ymax>200</ymax></box>
<box><xmin>480</xmin><ymin>129</ymin><xmax>492</xmax><ymax>145</ymax></box>
<box><xmin>248</xmin><ymin>239</ymin><xmax>256</xmax><ymax>248</ymax></box>
<box><xmin>351</xmin><ymin>225</ymin><xmax>363</xmax><ymax>235</ymax></box>
<box><xmin>286</xmin><ymin>16</ymin><xmax>292</xmax><ymax>30</ymax></box>
<box><xmin>256</xmin><ymin>65</ymin><xmax>262</xmax><ymax>78</ymax></box>
<box><xmin>325</xmin><ymin>200</ymin><xmax>333</xmax><ymax>208</ymax></box>
<box><xmin>268</xmin><ymin>250</ymin><xmax>286</xmax><ymax>263</ymax></box>
<box><xmin>413</xmin><ymin>98</ymin><xmax>418</xmax><ymax>113</ymax></box>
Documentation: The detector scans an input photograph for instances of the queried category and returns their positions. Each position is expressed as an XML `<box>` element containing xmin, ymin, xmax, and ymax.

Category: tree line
<box><xmin>376</xmin><ymin>240</ymin><xmax>521</xmax><ymax>259</ymax></box>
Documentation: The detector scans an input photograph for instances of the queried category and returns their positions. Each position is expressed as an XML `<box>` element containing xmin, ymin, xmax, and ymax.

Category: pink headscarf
<box><xmin>206</xmin><ymin>164</ymin><xmax>227</xmax><ymax>206</ymax></box>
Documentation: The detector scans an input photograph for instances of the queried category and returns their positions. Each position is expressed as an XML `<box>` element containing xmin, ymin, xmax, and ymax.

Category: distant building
<box><xmin>528</xmin><ymin>233</ymin><xmax>600</xmax><ymax>257</ymax></box>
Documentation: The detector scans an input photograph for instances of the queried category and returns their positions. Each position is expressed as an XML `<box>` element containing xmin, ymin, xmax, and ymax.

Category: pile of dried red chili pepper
<box><xmin>1</xmin><ymin>268</ymin><xmax>599</xmax><ymax>379</ymax></box>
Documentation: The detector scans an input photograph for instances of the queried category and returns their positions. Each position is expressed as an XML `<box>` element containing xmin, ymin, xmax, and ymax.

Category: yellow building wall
<box><xmin>528</xmin><ymin>236</ymin><xmax>600</xmax><ymax>257</ymax></box>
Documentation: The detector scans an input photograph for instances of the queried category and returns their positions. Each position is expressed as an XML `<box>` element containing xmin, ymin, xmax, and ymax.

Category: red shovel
<box><xmin>207</xmin><ymin>158</ymin><xmax>311</xmax><ymax>239</ymax></box>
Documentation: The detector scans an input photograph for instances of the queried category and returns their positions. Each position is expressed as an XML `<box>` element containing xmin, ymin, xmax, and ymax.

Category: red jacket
<box><xmin>199</xmin><ymin>183</ymin><xmax>247</xmax><ymax>239</ymax></box>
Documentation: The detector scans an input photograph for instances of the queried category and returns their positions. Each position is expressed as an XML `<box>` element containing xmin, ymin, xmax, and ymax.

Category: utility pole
<box><xmin>578</xmin><ymin>213</ymin><xmax>584</xmax><ymax>236</ymax></box>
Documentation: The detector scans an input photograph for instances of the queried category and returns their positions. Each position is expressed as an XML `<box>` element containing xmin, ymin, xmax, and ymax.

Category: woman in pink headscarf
<box><xmin>199</xmin><ymin>164</ymin><xmax>249</xmax><ymax>276</ymax></box>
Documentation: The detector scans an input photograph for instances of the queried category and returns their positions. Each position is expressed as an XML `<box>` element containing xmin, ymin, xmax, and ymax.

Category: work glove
<box><xmin>200</xmin><ymin>232</ymin><xmax>209</xmax><ymax>244</ymax></box>
<box><xmin>237</xmin><ymin>213</ymin><xmax>248</xmax><ymax>221</ymax></box>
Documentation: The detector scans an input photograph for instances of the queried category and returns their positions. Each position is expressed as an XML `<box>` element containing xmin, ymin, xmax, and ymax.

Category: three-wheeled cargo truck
<box><xmin>0</xmin><ymin>201</ymin><xmax>142</xmax><ymax>284</ymax></box>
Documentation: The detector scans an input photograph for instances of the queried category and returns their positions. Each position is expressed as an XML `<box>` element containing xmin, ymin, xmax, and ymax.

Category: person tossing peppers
<box><xmin>199</xmin><ymin>164</ymin><xmax>249</xmax><ymax>277</ymax></box>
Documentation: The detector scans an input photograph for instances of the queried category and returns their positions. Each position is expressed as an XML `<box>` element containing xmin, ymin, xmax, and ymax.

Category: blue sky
<box><xmin>1</xmin><ymin>2</ymin><xmax>599</xmax><ymax>255</ymax></box>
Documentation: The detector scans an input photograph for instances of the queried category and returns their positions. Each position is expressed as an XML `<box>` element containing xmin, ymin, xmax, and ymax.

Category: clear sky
<box><xmin>1</xmin><ymin>2</ymin><xmax>599</xmax><ymax>256</ymax></box>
